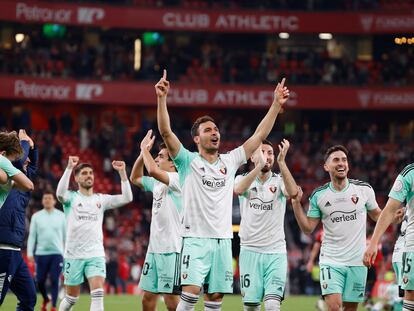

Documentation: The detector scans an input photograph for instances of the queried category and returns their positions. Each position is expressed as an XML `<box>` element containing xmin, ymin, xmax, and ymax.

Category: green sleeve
<box><xmin>172</xmin><ymin>144</ymin><xmax>197</xmax><ymax>186</ymax></box>
<box><xmin>0</xmin><ymin>155</ymin><xmax>21</xmax><ymax>177</ymax></box>
<box><xmin>141</xmin><ymin>176</ymin><xmax>155</xmax><ymax>192</ymax></box>
<box><xmin>62</xmin><ymin>191</ymin><xmax>75</xmax><ymax>214</ymax></box>
<box><xmin>307</xmin><ymin>194</ymin><xmax>322</xmax><ymax>218</ymax></box>
<box><xmin>389</xmin><ymin>172</ymin><xmax>413</xmax><ymax>203</ymax></box>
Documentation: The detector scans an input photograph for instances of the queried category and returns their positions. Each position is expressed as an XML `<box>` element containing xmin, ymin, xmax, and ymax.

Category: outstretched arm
<box><xmin>243</xmin><ymin>78</ymin><xmax>289</xmax><ymax>159</ymax></box>
<box><xmin>156</xmin><ymin>70</ymin><xmax>181</xmax><ymax>158</ymax></box>
<box><xmin>291</xmin><ymin>186</ymin><xmax>320</xmax><ymax>235</ymax></box>
<box><xmin>130</xmin><ymin>153</ymin><xmax>145</xmax><ymax>188</ymax></box>
<box><xmin>106</xmin><ymin>161</ymin><xmax>133</xmax><ymax>209</ymax></box>
<box><xmin>56</xmin><ymin>156</ymin><xmax>78</xmax><ymax>203</ymax></box>
<box><xmin>234</xmin><ymin>146</ymin><xmax>265</xmax><ymax>195</ymax></box>
<box><xmin>363</xmin><ymin>197</ymin><xmax>402</xmax><ymax>267</ymax></box>
<box><xmin>277</xmin><ymin>139</ymin><xmax>298</xmax><ymax>198</ymax></box>
<box><xmin>141</xmin><ymin>130</ymin><xmax>170</xmax><ymax>185</ymax></box>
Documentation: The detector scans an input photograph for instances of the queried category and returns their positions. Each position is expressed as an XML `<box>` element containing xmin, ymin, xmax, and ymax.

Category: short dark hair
<box><xmin>0</xmin><ymin>131</ymin><xmax>23</xmax><ymax>158</ymax></box>
<box><xmin>159</xmin><ymin>142</ymin><xmax>172</xmax><ymax>161</ymax></box>
<box><xmin>262</xmin><ymin>139</ymin><xmax>273</xmax><ymax>148</ymax></box>
<box><xmin>191</xmin><ymin>115</ymin><xmax>216</xmax><ymax>138</ymax></box>
<box><xmin>42</xmin><ymin>192</ymin><xmax>56</xmax><ymax>199</ymax></box>
<box><xmin>74</xmin><ymin>163</ymin><xmax>93</xmax><ymax>175</ymax></box>
<box><xmin>324</xmin><ymin>145</ymin><xmax>349</xmax><ymax>162</ymax></box>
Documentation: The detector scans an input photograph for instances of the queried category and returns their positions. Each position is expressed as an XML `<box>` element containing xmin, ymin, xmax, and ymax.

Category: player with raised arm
<box><xmin>291</xmin><ymin>145</ymin><xmax>382</xmax><ymax>311</ymax></box>
<box><xmin>130</xmin><ymin>130</ymin><xmax>182</xmax><ymax>311</ymax></box>
<box><xmin>27</xmin><ymin>192</ymin><xmax>66</xmax><ymax>311</ymax></box>
<box><xmin>233</xmin><ymin>139</ymin><xmax>298</xmax><ymax>311</ymax></box>
<box><xmin>0</xmin><ymin>130</ymin><xmax>38</xmax><ymax>310</ymax></box>
<box><xmin>156</xmin><ymin>69</ymin><xmax>289</xmax><ymax>311</ymax></box>
<box><xmin>0</xmin><ymin>130</ymin><xmax>34</xmax><ymax>205</ymax></box>
<box><xmin>57</xmin><ymin>156</ymin><xmax>133</xmax><ymax>311</ymax></box>
<box><xmin>364</xmin><ymin>163</ymin><xmax>414</xmax><ymax>311</ymax></box>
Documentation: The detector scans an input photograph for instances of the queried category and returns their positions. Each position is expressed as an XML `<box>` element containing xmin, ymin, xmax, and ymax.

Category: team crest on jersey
<box><xmin>219</xmin><ymin>166</ymin><xmax>227</xmax><ymax>175</ymax></box>
<box><xmin>182</xmin><ymin>273</ymin><xmax>188</xmax><ymax>280</ymax></box>
<box><xmin>322</xmin><ymin>283</ymin><xmax>328</xmax><ymax>289</ymax></box>
<box><xmin>96</xmin><ymin>203</ymin><xmax>101</xmax><ymax>209</ymax></box>
<box><xmin>403</xmin><ymin>276</ymin><xmax>409</xmax><ymax>284</ymax></box>
<box><xmin>269</xmin><ymin>186</ymin><xmax>277</xmax><ymax>193</ymax></box>
<box><xmin>351</xmin><ymin>194</ymin><xmax>359</xmax><ymax>204</ymax></box>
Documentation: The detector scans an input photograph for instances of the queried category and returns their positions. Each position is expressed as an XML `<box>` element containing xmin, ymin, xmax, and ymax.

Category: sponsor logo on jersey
<box><xmin>329</xmin><ymin>210</ymin><xmax>357</xmax><ymax>223</ymax></box>
<box><xmin>76</xmin><ymin>209</ymin><xmax>99</xmax><ymax>221</ymax></box>
<box><xmin>249</xmin><ymin>197</ymin><xmax>273</xmax><ymax>211</ymax></box>
<box><xmin>325</xmin><ymin>201</ymin><xmax>331</xmax><ymax>207</ymax></box>
<box><xmin>351</xmin><ymin>194</ymin><xmax>359</xmax><ymax>204</ymax></box>
<box><xmin>201</xmin><ymin>176</ymin><xmax>226</xmax><ymax>188</ymax></box>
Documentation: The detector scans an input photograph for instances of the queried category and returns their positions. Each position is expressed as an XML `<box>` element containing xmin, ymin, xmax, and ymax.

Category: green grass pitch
<box><xmin>2</xmin><ymin>294</ymin><xmax>371</xmax><ymax>310</ymax></box>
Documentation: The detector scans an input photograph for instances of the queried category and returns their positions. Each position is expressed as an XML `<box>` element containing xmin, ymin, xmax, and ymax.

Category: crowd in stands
<box><xmin>2</xmin><ymin>107</ymin><xmax>412</xmax><ymax>294</ymax></box>
<box><xmin>3</xmin><ymin>26</ymin><xmax>414</xmax><ymax>86</ymax></box>
<box><xmin>46</xmin><ymin>0</ymin><xmax>414</xmax><ymax>11</ymax></box>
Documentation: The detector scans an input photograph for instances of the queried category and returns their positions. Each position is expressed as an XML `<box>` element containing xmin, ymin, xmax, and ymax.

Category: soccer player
<box><xmin>291</xmin><ymin>145</ymin><xmax>382</xmax><ymax>311</ymax></box>
<box><xmin>156</xmin><ymin>69</ymin><xmax>289</xmax><ymax>311</ymax></box>
<box><xmin>27</xmin><ymin>192</ymin><xmax>66</xmax><ymax>311</ymax></box>
<box><xmin>130</xmin><ymin>129</ymin><xmax>182</xmax><ymax>311</ymax></box>
<box><xmin>234</xmin><ymin>139</ymin><xmax>298</xmax><ymax>311</ymax></box>
<box><xmin>364</xmin><ymin>163</ymin><xmax>414</xmax><ymax>311</ymax></box>
<box><xmin>56</xmin><ymin>156</ymin><xmax>133</xmax><ymax>311</ymax></box>
<box><xmin>0</xmin><ymin>130</ymin><xmax>34</xmax><ymax>204</ymax></box>
<box><xmin>0</xmin><ymin>130</ymin><xmax>37</xmax><ymax>310</ymax></box>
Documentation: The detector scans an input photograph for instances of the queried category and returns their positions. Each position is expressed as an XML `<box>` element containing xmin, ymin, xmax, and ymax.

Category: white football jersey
<box><xmin>142</xmin><ymin>172</ymin><xmax>182</xmax><ymax>253</ymax></box>
<box><xmin>237</xmin><ymin>172</ymin><xmax>286</xmax><ymax>253</ymax></box>
<box><xmin>173</xmin><ymin>145</ymin><xmax>246</xmax><ymax>238</ymax></box>
<box><xmin>308</xmin><ymin>179</ymin><xmax>379</xmax><ymax>266</ymax></box>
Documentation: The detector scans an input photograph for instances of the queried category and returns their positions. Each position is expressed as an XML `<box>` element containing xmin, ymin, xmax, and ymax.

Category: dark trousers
<box><xmin>0</xmin><ymin>249</ymin><xmax>37</xmax><ymax>311</ymax></box>
<box><xmin>36</xmin><ymin>254</ymin><xmax>63</xmax><ymax>307</ymax></box>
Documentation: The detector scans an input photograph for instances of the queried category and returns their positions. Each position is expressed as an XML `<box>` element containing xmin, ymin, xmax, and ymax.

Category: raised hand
<box><xmin>67</xmin><ymin>156</ymin><xmax>79</xmax><ymax>169</ymax></box>
<box><xmin>155</xmin><ymin>69</ymin><xmax>170</xmax><ymax>98</ymax></box>
<box><xmin>140</xmin><ymin>130</ymin><xmax>156</xmax><ymax>152</ymax></box>
<box><xmin>18</xmin><ymin>129</ymin><xmax>34</xmax><ymax>148</ymax></box>
<box><xmin>277</xmin><ymin>139</ymin><xmax>290</xmax><ymax>163</ymax></box>
<box><xmin>112</xmin><ymin>160</ymin><xmax>126</xmax><ymax>172</ymax></box>
<box><xmin>252</xmin><ymin>146</ymin><xmax>265</xmax><ymax>169</ymax></box>
<box><xmin>273</xmin><ymin>78</ymin><xmax>290</xmax><ymax>107</ymax></box>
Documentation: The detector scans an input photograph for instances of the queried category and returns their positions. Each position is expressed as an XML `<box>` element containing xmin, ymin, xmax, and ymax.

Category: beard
<box><xmin>261</xmin><ymin>165</ymin><xmax>271</xmax><ymax>173</ymax></box>
<box><xmin>80</xmin><ymin>181</ymin><xmax>93</xmax><ymax>189</ymax></box>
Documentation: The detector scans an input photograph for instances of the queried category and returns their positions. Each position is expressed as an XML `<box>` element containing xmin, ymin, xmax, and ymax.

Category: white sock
<box><xmin>58</xmin><ymin>295</ymin><xmax>78</xmax><ymax>311</ymax></box>
<box><xmin>264</xmin><ymin>294</ymin><xmax>281</xmax><ymax>311</ymax></box>
<box><xmin>90</xmin><ymin>288</ymin><xmax>104</xmax><ymax>311</ymax></box>
<box><xmin>243</xmin><ymin>302</ymin><xmax>261</xmax><ymax>311</ymax></box>
<box><xmin>176</xmin><ymin>292</ymin><xmax>199</xmax><ymax>311</ymax></box>
<box><xmin>204</xmin><ymin>300</ymin><xmax>222</xmax><ymax>311</ymax></box>
<box><xmin>404</xmin><ymin>300</ymin><xmax>414</xmax><ymax>311</ymax></box>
